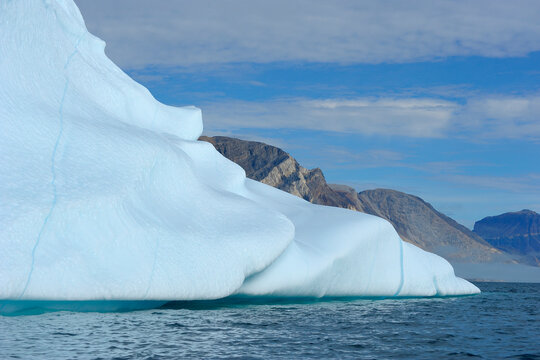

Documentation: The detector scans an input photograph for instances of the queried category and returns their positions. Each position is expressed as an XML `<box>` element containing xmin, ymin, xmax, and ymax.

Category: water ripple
<box><xmin>0</xmin><ymin>282</ymin><xmax>539</xmax><ymax>359</ymax></box>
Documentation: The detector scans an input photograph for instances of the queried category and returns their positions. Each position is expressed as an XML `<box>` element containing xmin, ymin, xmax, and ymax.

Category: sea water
<box><xmin>0</xmin><ymin>282</ymin><xmax>538</xmax><ymax>359</ymax></box>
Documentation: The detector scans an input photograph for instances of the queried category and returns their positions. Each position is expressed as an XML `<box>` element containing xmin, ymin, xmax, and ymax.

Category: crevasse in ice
<box><xmin>0</xmin><ymin>0</ymin><xmax>479</xmax><ymax>311</ymax></box>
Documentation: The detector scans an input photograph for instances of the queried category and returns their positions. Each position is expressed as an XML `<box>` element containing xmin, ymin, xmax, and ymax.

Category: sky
<box><xmin>75</xmin><ymin>0</ymin><xmax>540</xmax><ymax>228</ymax></box>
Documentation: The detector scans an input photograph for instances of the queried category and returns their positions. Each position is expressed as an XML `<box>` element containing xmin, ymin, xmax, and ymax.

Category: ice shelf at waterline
<box><xmin>0</xmin><ymin>0</ymin><xmax>478</xmax><ymax>311</ymax></box>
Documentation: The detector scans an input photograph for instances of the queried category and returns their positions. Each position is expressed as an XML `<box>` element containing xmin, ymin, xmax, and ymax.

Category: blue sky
<box><xmin>76</xmin><ymin>0</ymin><xmax>540</xmax><ymax>228</ymax></box>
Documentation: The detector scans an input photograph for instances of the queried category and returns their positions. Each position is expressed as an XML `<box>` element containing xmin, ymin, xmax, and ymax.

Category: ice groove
<box><xmin>18</xmin><ymin>34</ymin><xmax>84</xmax><ymax>299</ymax></box>
<box><xmin>392</xmin><ymin>239</ymin><xmax>405</xmax><ymax>297</ymax></box>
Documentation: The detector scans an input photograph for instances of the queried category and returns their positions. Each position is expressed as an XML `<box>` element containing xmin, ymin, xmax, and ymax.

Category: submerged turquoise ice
<box><xmin>0</xmin><ymin>0</ymin><xmax>478</xmax><ymax>314</ymax></box>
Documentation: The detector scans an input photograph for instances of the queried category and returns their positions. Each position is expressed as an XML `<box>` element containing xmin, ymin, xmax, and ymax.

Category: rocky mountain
<box><xmin>330</xmin><ymin>185</ymin><xmax>502</xmax><ymax>263</ymax></box>
<box><xmin>200</xmin><ymin>135</ymin><xmax>506</xmax><ymax>265</ymax></box>
<box><xmin>199</xmin><ymin>136</ymin><xmax>353</xmax><ymax>208</ymax></box>
<box><xmin>474</xmin><ymin>210</ymin><xmax>540</xmax><ymax>266</ymax></box>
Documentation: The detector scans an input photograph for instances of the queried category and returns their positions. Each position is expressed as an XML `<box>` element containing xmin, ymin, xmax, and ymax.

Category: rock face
<box><xmin>199</xmin><ymin>136</ymin><xmax>352</xmax><ymax>208</ymax></box>
<box><xmin>474</xmin><ymin>210</ymin><xmax>540</xmax><ymax>266</ymax></box>
<box><xmin>200</xmin><ymin>136</ymin><xmax>506</xmax><ymax>264</ymax></box>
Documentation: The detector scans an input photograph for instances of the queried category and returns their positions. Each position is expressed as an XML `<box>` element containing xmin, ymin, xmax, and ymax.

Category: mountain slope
<box><xmin>335</xmin><ymin>186</ymin><xmax>501</xmax><ymax>262</ymax></box>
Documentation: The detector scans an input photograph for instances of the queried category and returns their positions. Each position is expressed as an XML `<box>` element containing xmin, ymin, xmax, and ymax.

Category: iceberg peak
<box><xmin>0</xmin><ymin>0</ymin><xmax>478</xmax><ymax>314</ymax></box>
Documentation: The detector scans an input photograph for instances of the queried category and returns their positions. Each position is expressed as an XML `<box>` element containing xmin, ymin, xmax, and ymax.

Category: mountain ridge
<box><xmin>474</xmin><ymin>209</ymin><xmax>540</xmax><ymax>266</ymax></box>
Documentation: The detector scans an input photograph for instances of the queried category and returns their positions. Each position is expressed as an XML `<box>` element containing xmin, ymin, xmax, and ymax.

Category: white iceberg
<box><xmin>0</xmin><ymin>0</ymin><xmax>478</xmax><ymax>313</ymax></box>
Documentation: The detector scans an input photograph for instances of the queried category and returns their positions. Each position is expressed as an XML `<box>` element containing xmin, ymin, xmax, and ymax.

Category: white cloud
<box><xmin>202</xmin><ymin>97</ymin><xmax>457</xmax><ymax>137</ymax></box>
<box><xmin>199</xmin><ymin>94</ymin><xmax>540</xmax><ymax>140</ymax></box>
<box><xmin>74</xmin><ymin>0</ymin><xmax>540</xmax><ymax>68</ymax></box>
<box><xmin>460</xmin><ymin>95</ymin><xmax>540</xmax><ymax>139</ymax></box>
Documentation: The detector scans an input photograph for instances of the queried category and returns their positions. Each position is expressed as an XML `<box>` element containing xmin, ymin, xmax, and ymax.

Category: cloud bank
<box><xmin>201</xmin><ymin>95</ymin><xmax>540</xmax><ymax>139</ymax></box>
<box><xmin>75</xmin><ymin>0</ymin><xmax>540</xmax><ymax>68</ymax></box>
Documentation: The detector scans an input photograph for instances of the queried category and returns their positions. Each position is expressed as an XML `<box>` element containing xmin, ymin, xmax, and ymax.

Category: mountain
<box><xmin>331</xmin><ymin>186</ymin><xmax>502</xmax><ymax>263</ymax></box>
<box><xmin>200</xmin><ymin>136</ymin><xmax>506</xmax><ymax>264</ymax></box>
<box><xmin>199</xmin><ymin>136</ymin><xmax>354</xmax><ymax>209</ymax></box>
<box><xmin>474</xmin><ymin>210</ymin><xmax>540</xmax><ymax>266</ymax></box>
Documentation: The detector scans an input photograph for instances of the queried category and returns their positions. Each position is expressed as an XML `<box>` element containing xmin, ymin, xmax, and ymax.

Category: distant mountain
<box><xmin>474</xmin><ymin>210</ymin><xmax>540</xmax><ymax>266</ymax></box>
<box><xmin>200</xmin><ymin>135</ymin><xmax>506</xmax><ymax>265</ymax></box>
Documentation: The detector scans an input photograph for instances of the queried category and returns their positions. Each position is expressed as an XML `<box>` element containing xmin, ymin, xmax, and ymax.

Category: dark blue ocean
<box><xmin>1</xmin><ymin>282</ymin><xmax>539</xmax><ymax>359</ymax></box>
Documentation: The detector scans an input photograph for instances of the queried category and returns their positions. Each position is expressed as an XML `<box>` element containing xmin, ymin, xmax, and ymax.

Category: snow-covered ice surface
<box><xmin>0</xmin><ymin>0</ymin><xmax>478</xmax><ymax>314</ymax></box>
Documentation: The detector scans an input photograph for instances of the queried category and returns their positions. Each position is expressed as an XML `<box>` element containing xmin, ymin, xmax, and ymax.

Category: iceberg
<box><xmin>0</xmin><ymin>0</ymin><xmax>478</xmax><ymax>314</ymax></box>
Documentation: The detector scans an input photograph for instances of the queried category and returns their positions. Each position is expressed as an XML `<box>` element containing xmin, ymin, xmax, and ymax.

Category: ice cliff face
<box><xmin>0</xmin><ymin>0</ymin><xmax>479</xmax><ymax>311</ymax></box>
